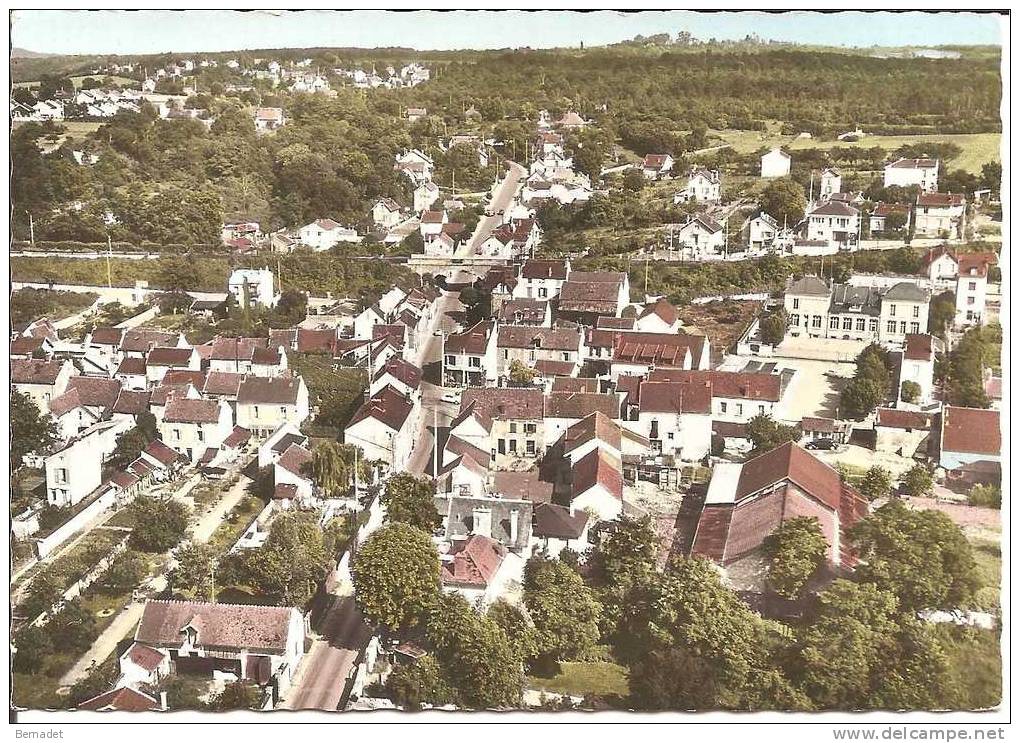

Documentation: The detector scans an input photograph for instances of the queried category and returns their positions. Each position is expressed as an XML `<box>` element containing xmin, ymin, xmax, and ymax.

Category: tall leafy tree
<box><xmin>381</xmin><ymin>473</ymin><xmax>441</xmax><ymax>532</ymax></box>
<box><xmin>762</xmin><ymin>517</ymin><xmax>829</xmax><ymax>599</ymax></box>
<box><xmin>353</xmin><ymin>522</ymin><xmax>440</xmax><ymax>633</ymax></box>
<box><xmin>11</xmin><ymin>391</ymin><xmax>58</xmax><ymax>470</ymax></box>
<box><xmin>523</xmin><ymin>557</ymin><xmax>603</xmax><ymax>662</ymax></box>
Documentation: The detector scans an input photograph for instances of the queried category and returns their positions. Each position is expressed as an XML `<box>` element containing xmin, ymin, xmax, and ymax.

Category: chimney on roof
<box><xmin>508</xmin><ymin>508</ymin><xmax>519</xmax><ymax>544</ymax></box>
<box><xmin>472</xmin><ymin>506</ymin><xmax>492</xmax><ymax>538</ymax></box>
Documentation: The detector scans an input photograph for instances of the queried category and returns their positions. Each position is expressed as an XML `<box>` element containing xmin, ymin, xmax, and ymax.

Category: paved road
<box><xmin>461</xmin><ymin>161</ymin><xmax>527</xmax><ymax>255</ymax></box>
<box><xmin>280</xmin><ymin>597</ymin><xmax>372</xmax><ymax>711</ymax></box>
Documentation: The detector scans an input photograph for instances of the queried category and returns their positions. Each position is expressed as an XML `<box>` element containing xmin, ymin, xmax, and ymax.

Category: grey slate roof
<box><xmin>786</xmin><ymin>275</ymin><xmax>830</xmax><ymax>297</ymax></box>
<box><xmin>435</xmin><ymin>494</ymin><xmax>533</xmax><ymax>550</ymax></box>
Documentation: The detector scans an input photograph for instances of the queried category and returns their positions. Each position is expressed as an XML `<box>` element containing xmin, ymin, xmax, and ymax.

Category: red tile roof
<box><xmin>162</xmin><ymin>369</ymin><xmax>207</xmax><ymax>388</ymax></box>
<box><xmin>876</xmin><ymin>408</ymin><xmax>931</xmax><ymax>430</ymax></box>
<box><xmin>67</xmin><ymin>376</ymin><xmax>122</xmax><ymax>408</ymax></box>
<box><xmin>135</xmin><ymin>599</ymin><xmax>297</xmax><ymax>654</ymax></box>
<box><xmin>903</xmin><ymin>333</ymin><xmax>936</xmax><ymax>361</ymax></box>
<box><xmin>348</xmin><ymin>385</ymin><xmax>414</xmax><ymax>432</ymax></box>
<box><xmin>612</xmin><ymin>332</ymin><xmax>706</xmax><ymax>367</ymax></box>
<box><xmin>144</xmin><ymin>439</ymin><xmax>185</xmax><ymax>467</ymax></box>
<box><xmin>124</xmin><ymin>642</ymin><xmax>166</xmax><ymax>672</ymax></box>
<box><xmin>460</xmin><ymin>388</ymin><xmax>544</xmax><ymax>422</ymax></box>
<box><xmin>917</xmin><ymin>192</ymin><xmax>965</xmax><ymax>208</ymax></box>
<box><xmin>649</xmin><ymin>368</ymin><xmax>781</xmax><ymax>402</ymax></box>
<box><xmin>48</xmin><ymin>388</ymin><xmax>86</xmax><ymax>417</ymax></box>
<box><xmin>163</xmin><ymin>398</ymin><xmax>221</xmax><ymax>424</ymax></box>
<box><xmin>147</xmin><ymin>346</ymin><xmax>195</xmax><ymax>367</ymax></box>
<box><xmin>571</xmin><ymin>449</ymin><xmax>623</xmax><ymax>501</ymax></box>
<box><xmin>551</xmin><ymin>376</ymin><xmax>600</xmax><ymax>393</ymax></box>
<box><xmin>563</xmin><ymin>411</ymin><xmax>622</xmax><ymax>454</ymax></box>
<box><xmin>941</xmin><ymin>406</ymin><xmax>1000</xmax><ymax>456</ymax></box>
<box><xmin>238</xmin><ymin>376</ymin><xmax>303</xmax><ymax>405</ymax></box>
<box><xmin>440</xmin><ymin>535</ymin><xmax>506</xmax><ymax>588</ymax></box>
<box><xmin>223</xmin><ymin>426</ymin><xmax>252</xmax><ymax>448</ymax></box>
<box><xmin>89</xmin><ymin>327</ymin><xmax>125</xmax><ymax>346</ymax></box>
<box><xmin>736</xmin><ymin>442</ymin><xmax>848</xmax><ymax>511</ymax></box>
<box><xmin>533</xmin><ymin>359</ymin><xmax>576</xmax><ymax>377</ymax></box>
<box><xmin>533</xmin><ymin>502</ymin><xmax>589</xmax><ymax>540</ymax></box>
<box><xmin>203</xmin><ymin>371</ymin><xmax>244</xmax><ymax>396</ymax></box>
<box><xmin>638</xmin><ymin>298</ymin><xmax>679</xmax><ymax>326</ymax></box>
<box><xmin>296</xmin><ymin>328</ymin><xmax>338</xmax><ymax>354</ymax></box>
<box><xmin>116</xmin><ymin>356</ymin><xmax>147</xmax><ymax>376</ymax></box>
<box><xmin>497</xmin><ymin>325</ymin><xmax>580</xmax><ymax>351</ymax></box>
<box><xmin>276</xmin><ymin>443</ymin><xmax>312</xmax><ymax>478</ymax></box>
<box><xmin>637</xmin><ymin>380</ymin><xmax>713</xmax><ymax>415</ymax></box>
<box><xmin>78</xmin><ymin>685</ymin><xmax>161</xmax><ymax>712</ymax></box>
<box><xmin>545</xmin><ymin>391</ymin><xmax>619</xmax><ymax>420</ymax></box>
<box><xmin>12</xmin><ymin>358</ymin><xmax>65</xmax><ymax>385</ymax></box>
<box><xmin>444</xmin><ymin>320</ymin><xmax>493</xmax><ymax>355</ymax></box>
<box><xmin>112</xmin><ymin>390</ymin><xmax>152</xmax><ymax>416</ymax></box>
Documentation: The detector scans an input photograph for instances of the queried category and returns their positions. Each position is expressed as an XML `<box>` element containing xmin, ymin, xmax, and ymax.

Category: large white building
<box><xmin>804</xmin><ymin>201</ymin><xmax>860</xmax><ymax>250</ymax></box>
<box><xmin>883</xmin><ymin>157</ymin><xmax>939</xmax><ymax>192</ymax></box>
<box><xmin>228</xmin><ymin>268</ymin><xmax>279</xmax><ymax>308</ymax></box>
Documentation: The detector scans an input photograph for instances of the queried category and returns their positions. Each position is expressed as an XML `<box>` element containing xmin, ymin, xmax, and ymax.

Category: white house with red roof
<box><xmin>883</xmin><ymin>157</ymin><xmax>939</xmax><ymax>192</ymax></box>
<box><xmin>898</xmin><ymin>333</ymin><xmax>941</xmax><ymax>405</ymax></box>
<box><xmin>678</xmin><ymin>167</ymin><xmax>721</xmax><ymax>203</ymax></box>
<box><xmin>512</xmin><ymin>258</ymin><xmax>570</xmax><ymax>301</ymax></box>
<box><xmin>938</xmin><ymin>406</ymin><xmax>1001</xmax><ymax>471</ymax></box>
<box><xmin>642</xmin><ymin>153</ymin><xmax>674</xmax><ymax>180</ymax></box>
<box><xmin>624</xmin><ymin>379</ymin><xmax>714</xmax><ymax>461</ymax></box>
<box><xmin>253</xmin><ymin>107</ymin><xmax>286</xmax><ymax>132</ymax></box>
<box><xmin>954</xmin><ymin>253</ymin><xmax>996</xmax><ymax>327</ymax></box>
<box><xmin>158</xmin><ymin>398</ymin><xmax>233</xmax><ymax>463</ymax></box>
<box><xmin>914</xmin><ymin>192</ymin><xmax>966</xmax><ymax>238</ymax></box>
<box><xmin>760</xmin><ymin>147</ymin><xmax>791</xmax><ymax>178</ymax></box>
<box><xmin>343</xmin><ymin>385</ymin><xmax>417</xmax><ymax>469</ymax></box>
<box><xmin>805</xmin><ymin>201</ymin><xmax>860</xmax><ymax>249</ymax></box>
<box><xmin>444</xmin><ymin>320</ymin><xmax>498</xmax><ymax>387</ymax></box>
<box><xmin>12</xmin><ymin>358</ymin><xmax>74</xmax><ymax>410</ymax></box>
<box><xmin>634</xmin><ymin>297</ymin><xmax>681</xmax><ymax>333</ymax></box>
<box><xmin>439</xmin><ymin>534</ymin><xmax>524</xmax><ymax>607</ymax></box>
<box><xmin>570</xmin><ymin>448</ymin><xmax>624</xmax><ymax>521</ymax></box>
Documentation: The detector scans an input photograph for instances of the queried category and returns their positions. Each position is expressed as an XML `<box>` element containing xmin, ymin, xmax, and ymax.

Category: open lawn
<box><xmin>11</xmin><ymin>287</ymin><xmax>98</xmax><ymax>326</ymax></box>
<box><xmin>206</xmin><ymin>495</ymin><xmax>266</xmax><ymax>552</ymax></box>
<box><xmin>527</xmin><ymin>661</ymin><xmax>630</xmax><ymax>699</ymax></box>
<box><xmin>934</xmin><ymin>625</ymin><xmax>1001</xmax><ymax>710</ymax></box>
<box><xmin>969</xmin><ymin>536</ymin><xmax>1001</xmax><ymax>612</ymax></box>
<box><xmin>709</xmin><ymin>128</ymin><xmax>1000</xmax><ymax>174</ymax></box>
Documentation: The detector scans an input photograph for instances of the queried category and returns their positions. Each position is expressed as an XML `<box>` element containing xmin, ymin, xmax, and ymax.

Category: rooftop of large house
<box><xmin>459</xmin><ymin>388</ymin><xmax>545</xmax><ymax>426</ymax></box>
<box><xmin>545</xmin><ymin>391</ymin><xmax>620</xmax><ymax>420</ymax></box>
<box><xmin>520</xmin><ymin>258</ymin><xmax>569</xmax><ymax>281</ymax></box>
<box><xmin>648</xmin><ymin>368</ymin><xmax>782</xmax><ymax>402</ymax></box>
<box><xmin>917</xmin><ymin>192</ymin><xmax>965</xmax><ymax>208</ymax></box>
<box><xmin>612</xmin><ymin>332</ymin><xmax>706</xmax><ymax>367</ymax></box>
<box><xmin>11</xmin><ymin>358</ymin><xmax>66</xmax><ymax>385</ymax></box>
<box><xmin>496</xmin><ymin>325</ymin><xmax>580</xmax><ymax>351</ymax></box>
<box><xmin>571</xmin><ymin>448</ymin><xmax>624</xmax><ymax>500</ymax></box>
<box><xmin>237</xmin><ymin>376</ymin><xmax>303</xmax><ymax>405</ymax></box>
<box><xmin>445</xmin><ymin>320</ymin><xmax>493</xmax><ymax>355</ymax></box>
<box><xmin>135</xmin><ymin>599</ymin><xmax>296</xmax><ymax>654</ymax></box>
<box><xmin>348</xmin><ymin>385</ymin><xmax>414</xmax><ymax>432</ymax></box>
<box><xmin>163</xmin><ymin>398</ymin><xmax>221</xmax><ymax>424</ymax></box>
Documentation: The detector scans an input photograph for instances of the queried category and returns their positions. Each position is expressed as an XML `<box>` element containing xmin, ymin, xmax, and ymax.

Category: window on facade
<box><xmin>509</xmin><ymin>422</ymin><xmax>517</xmax><ymax>434</ymax></box>
<box><xmin>503</xmin><ymin>350</ymin><xmax>509</xmax><ymax>359</ymax></box>
<box><xmin>55</xmin><ymin>468</ymin><xmax>67</xmax><ymax>484</ymax></box>
<box><xmin>253</xmin><ymin>406</ymin><xmax>259</xmax><ymax>418</ymax></box>
<box><xmin>830</xmin><ymin>317</ymin><xmax>840</xmax><ymax>329</ymax></box>
<box><xmin>812</xmin><ymin>315</ymin><xmax>822</xmax><ymax>328</ymax></box>
<box><xmin>889</xmin><ymin>304</ymin><xmax>897</xmax><ymax>317</ymax></box>
<box><xmin>524</xmin><ymin>423</ymin><xmax>537</xmax><ymax>434</ymax></box>
<box><xmin>539</xmin><ymin>288</ymin><xmax>548</xmax><ymax>298</ymax></box>
<box><xmin>736</xmin><ymin>403</ymin><xmax>743</xmax><ymax>416</ymax></box>
<box><xmin>720</xmin><ymin>402</ymin><xmax>727</xmax><ymax>413</ymax></box>
<box><xmin>869</xmin><ymin>319</ymin><xmax>879</xmax><ymax>333</ymax></box>
<box><xmin>791</xmin><ymin>314</ymin><xmax>800</xmax><ymax>327</ymax></box>
<box><xmin>667</xmin><ymin>432</ymin><xmax>674</xmax><ymax>440</ymax></box>
<box><xmin>469</xmin><ymin>356</ymin><xmax>481</xmax><ymax>368</ymax></box>
<box><xmin>526</xmin><ymin>440</ymin><xmax>536</xmax><ymax>456</ymax></box>
<box><xmin>914</xmin><ymin>305</ymin><xmax>921</xmax><ymax>317</ymax></box>
<box><xmin>900</xmin><ymin>321</ymin><xmax>907</xmax><ymax>334</ymax></box>
<box><xmin>856</xmin><ymin>318</ymin><xmax>865</xmax><ymax>331</ymax></box>
<box><xmin>498</xmin><ymin>439</ymin><xmax>505</xmax><ymax>454</ymax></box>
<box><xmin>445</xmin><ymin>355</ymin><xmax>455</xmax><ymax>366</ymax></box>
<box><xmin>197</xmin><ymin>430</ymin><xmax>204</xmax><ymax>442</ymax></box>
<box><xmin>759</xmin><ymin>405</ymin><xmax>765</xmax><ymax>414</ymax></box>
<box><xmin>887</xmin><ymin>321</ymin><xmax>896</xmax><ymax>334</ymax></box>
<box><xmin>911</xmin><ymin>322</ymin><xmax>920</xmax><ymax>333</ymax></box>
<box><xmin>792</xmin><ymin>298</ymin><xmax>800</xmax><ymax>309</ymax></box>
<box><xmin>562</xmin><ymin>352</ymin><xmax>570</xmax><ymax>361</ymax></box>
<box><xmin>967</xmin><ymin>296</ymin><xmax>975</xmax><ymax>305</ymax></box>
<box><xmin>843</xmin><ymin>317</ymin><xmax>853</xmax><ymax>331</ymax></box>
<box><xmin>174</xmin><ymin>428</ymin><xmax>182</xmax><ymax>440</ymax></box>
<box><xmin>509</xmin><ymin>439</ymin><xmax>517</xmax><ymax>453</ymax></box>
<box><xmin>969</xmin><ymin>281</ymin><xmax>977</xmax><ymax>291</ymax></box>
<box><xmin>650</xmin><ymin>419</ymin><xmax>659</xmax><ymax>439</ymax></box>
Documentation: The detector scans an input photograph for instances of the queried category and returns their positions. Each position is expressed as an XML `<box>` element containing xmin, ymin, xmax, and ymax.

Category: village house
<box><xmin>543</xmin><ymin>391</ymin><xmax>621</xmax><ymax>447</ymax></box>
<box><xmin>673</xmin><ymin>213</ymin><xmax>726</xmax><ymax>260</ymax></box>
<box><xmin>394</xmin><ymin>149</ymin><xmax>435</xmax><ymax>185</ymax></box>
<box><xmin>634</xmin><ymin>298</ymin><xmax>682</xmax><ymax>334</ymax></box>
<box><xmin>498</xmin><ymin>298</ymin><xmax>552</xmax><ymax>327</ymax></box>
<box><xmin>556</xmin><ymin>271</ymin><xmax>630</xmax><ymax>324</ymax></box>
<box><xmin>297</xmin><ymin>218</ymin><xmax>360</xmax><ymax>251</ymax></box>
<box><xmin>439</xmin><ymin>534</ymin><xmax>524</xmax><ymax>608</ymax></box>
<box><xmin>570</xmin><ymin>447</ymin><xmax>625</xmax><ymax>521</ymax></box>
<box><xmin>692</xmin><ymin>442</ymin><xmax>869</xmax><ymax>592</ymax></box>
<box><xmin>158</xmin><ymin>398</ymin><xmax>234</xmax><ymax>463</ymax></box>
<box><xmin>371</xmin><ymin>198</ymin><xmax>403</xmax><ymax>229</ymax></box>
<box><xmin>607</xmin><ymin>331</ymin><xmax>712</xmax><ymax>377</ymax></box>
<box><xmin>228</xmin><ymin>268</ymin><xmax>279</xmax><ymax>308</ymax></box>
<box><xmin>746</xmin><ymin>212</ymin><xmax>781</xmax><ymax>251</ymax></box>
<box><xmin>12</xmin><ymin>358</ymin><xmax>74</xmax><ymax>410</ymax></box>
<box><xmin>235</xmin><ymin>376</ymin><xmax>310</xmax><ymax>436</ymax></box>
<box><xmin>413</xmin><ymin>181</ymin><xmax>441</xmax><ymax>212</ymax></box>
<box><xmin>273</xmin><ymin>442</ymin><xmax>314</xmax><ymax>505</ymax></box>
<box><xmin>914</xmin><ymin>192</ymin><xmax>966</xmax><ymax>238</ymax></box>
<box><xmin>344</xmin><ymin>384</ymin><xmax>418</xmax><ymax>470</ymax></box>
<box><xmin>784</xmin><ymin>276</ymin><xmax>930</xmax><ymax>345</ymax></box>
<box><xmin>622</xmin><ymin>379</ymin><xmax>713</xmax><ymax>461</ymax></box>
<box><xmin>818</xmin><ymin>167</ymin><xmax>842</xmax><ymax>200</ymax></box>
<box><xmin>874</xmin><ymin>408</ymin><xmax>933</xmax><ymax>459</ymax></box>
<box><xmin>444</xmin><ymin>320</ymin><xmax>499</xmax><ymax>387</ymax></box>
<box><xmin>48</xmin><ymin>388</ymin><xmax>103</xmax><ymax>440</ymax></box>
<box><xmin>897</xmin><ymin>333</ymin><xmax>941</xmax><ymax>405</ymax></box>
<box><xmin>869</xmin><ymin>202</ymin><xmax>912</xmax><ymax>235</ymax></box>
<box><xmin>804</xmin><ymin>201</ymin><xmax>860</xmax><ymax>249</ymax></box>
<box><xmin>954</xmin><ymin>253</ymin><xmax>997</xmax><ymax>327</ymax></box>
<box><xmin>883</xmin><ymin>157</ymin><xmax>939</xmax><ymax>192</ymax></box>
<box><xmin>454</xmin><ymin>388</ymin><xmax>546</xmax><ymax>469</ymax></box>
<box><xmin>132</xmin><ymin>600</ymin><xmax>306</xmax><ymax>700</ymax></box>
<box><xmin>146</xmin><ymin>346</ymin><xmax>201</xmax><ymax>386</ymax></box>
<box><xmin>512</xmin><ymin>258</ymin><xmax>570</xmax><ymax>301</ymax></box>
<box><xmin>253</xmin><ymin>107</ymin><xmax>286</xmax><ymax>132</ymax></box>
<box><xmin>642</xmin><ymin>154</ymin><xmax>674</xmax><ymax>180</ymax></box>
<box><xmin>760</xmin><ymin>147</ymin><xmax>791</xmax><ymax>178</ymax></box>
<box><xmin>435</xmin><ymin>489</ymin><xmax>533</xmax><ymax>552</ymax></box>
<box><xmin>495</xmin><ymin>326</ymin><xmax>585</xmax><ymax>380</ymax></box>
<box><xmin>676</xmin><ymin>168</ymin><xmax>721</xmax><ymax>203</ymax></box>
<box><xmin>44</xmin><ymin>419</ymin><xmax>130</xmax><ymax>507</ymax></box>
<box><xmin>937</xmin><ymin>406</ymin><xmax>1001</xmax><ymax>472</ymax></box>
<box><xmin>648</xmin><ymin>368</ymin><xmax>791</xmax><ymax>426</ymax></box>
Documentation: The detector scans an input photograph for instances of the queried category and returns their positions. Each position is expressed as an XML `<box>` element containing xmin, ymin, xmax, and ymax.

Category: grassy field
<box><xmin>709</xmin><ymin>128</ymin><xmax>1000</xmax><ymax>174</ymax></box>
<box><xmin>935</xmin><ymin>624</ymin><xmax>1002</xmax><ymax>710</ymax></box>
<box><xmin>11</xmin><ymin>287</ymin><xmax>98</xmax><ymax>326</ymax></box>
<box><xmin>527</xmin><ymin>661</ymin><xmax>630</xmax><ymax>699</ymax></box>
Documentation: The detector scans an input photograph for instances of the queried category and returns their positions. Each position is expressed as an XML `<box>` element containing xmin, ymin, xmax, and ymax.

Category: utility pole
<box><xmin>106</xmin><ymin>233</ymin><xmax>113</xmax><ymax>288</ymax></box>
<box><xmin>27</xmin><ymin>211</ymin><xmax>34</xmax><ymax>247</ymax></box>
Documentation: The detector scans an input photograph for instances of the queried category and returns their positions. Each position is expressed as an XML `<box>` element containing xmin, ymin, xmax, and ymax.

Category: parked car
<box><xmin>805</xmin><ymin>439</ymin><xmax>837</xmax><ymax>451</ymax></box>
<box><xmin>440</xmin><ymin>391</ymin><xmax>461</xmax><ymax>405</ymax></box>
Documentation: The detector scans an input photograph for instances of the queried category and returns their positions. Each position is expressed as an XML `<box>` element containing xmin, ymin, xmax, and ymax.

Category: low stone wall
<box><xmin>34</xmin><ymin>488</ymin><xmax>120</xmax><ymax>559</ymax></box>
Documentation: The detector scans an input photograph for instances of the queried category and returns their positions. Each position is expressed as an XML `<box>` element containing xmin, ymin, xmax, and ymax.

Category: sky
<box><xmin>10</xmin><ymin>9</ymin><xmax>1004</xmax><ymax>56</ymax></box>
